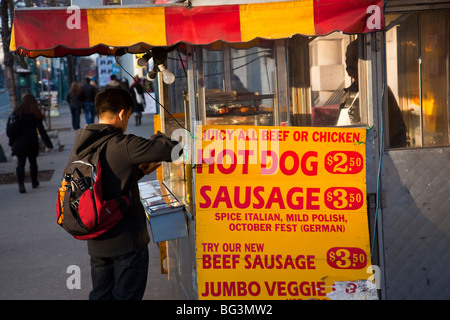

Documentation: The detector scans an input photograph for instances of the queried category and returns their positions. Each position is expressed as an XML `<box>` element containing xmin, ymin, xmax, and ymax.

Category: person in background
<box><xmin>90</xmin><ymin>80</ymin><xmax>98</xmax><ymax>89</ymax></box>
<box><xmin>80</xmin><ymin>77</ymin><xmax>98</xmax><ymax>125</ymax></box>
<box><xmin>129</xmin><ymin>76</ymin><xmax>145</xmax><ymax>126</ymax></box>
<box><xmin>120</xmin><ymin>77</ymin><xmax>130</xmax><ymax>92</ymax></box>
<box><xmin>6</xmin><ymin>94</ymin><xmax>54</xmax><ymax>193</ymax></box>
<box><xmin>106</xmin><ymin>74</ymin><xmax>121</xmax><ymax>89</ymax></box>
<box><xmin>339</xmin><ymin>39</ymin><xmax>407</xmax><ymax>148</ymax></box>
<box><xmin>66</xmin><ymin>81</ymin><xmax>83</xmax><ymax>130</ymax></box>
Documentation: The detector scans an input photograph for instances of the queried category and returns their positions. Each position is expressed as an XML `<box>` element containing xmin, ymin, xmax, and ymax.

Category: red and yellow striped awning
<box><xmin>11</xmin><ymin>0</ymin><xmax>384</xmax><ymax>58</ymax></box>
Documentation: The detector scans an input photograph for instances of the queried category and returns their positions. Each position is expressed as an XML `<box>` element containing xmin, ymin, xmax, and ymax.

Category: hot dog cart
<box><xmin>10</xmin><ymin>0</ymin><xmax>450</xmax><ymax>300</ymax></box>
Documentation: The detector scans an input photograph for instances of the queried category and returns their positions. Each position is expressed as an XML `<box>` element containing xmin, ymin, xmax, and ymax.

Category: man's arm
<box><xmin>125</xmin><ymin>133</ymin><xmax>182</xmax><ymax>165</ymax></box>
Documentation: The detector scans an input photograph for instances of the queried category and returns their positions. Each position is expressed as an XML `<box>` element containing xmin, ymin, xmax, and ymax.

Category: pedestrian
<box><xmin>129</xmin><ymin>75</ymin><xmax>145</xmax><ymax>126</ymax></box>
<box><xmin>66</xmin><ymin>81</ymin><xmax>83</xmax><ymax>130</ymax></box>
<box><xmin>120</xmin><ymin>77</ymin><xmax>130</xmax><ymax>92</ymax></box>
<box><xmin>6</xmin><ymin>94</ymin><xmax>54</xmax><ymax>193</ymax></box>
<box><xmin>105</xmin><ymin>74</ymin><xmax>121</xmax><ymax>89</ymax></box>
<box><xmin>66</xmin><ymin>88</ymin><xmax>181</xmax><ymax>300</ymax></box>
<box><xmin>80</xmin><ymin>77</ymin><xmax>97</xmax><ymax>124</ymax></box>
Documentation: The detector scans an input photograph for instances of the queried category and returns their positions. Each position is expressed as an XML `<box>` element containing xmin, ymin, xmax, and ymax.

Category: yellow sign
<box><xmin>195</xmin><ymin>126</ymin><xmax>373</xmax><ymax>300</ymax></box>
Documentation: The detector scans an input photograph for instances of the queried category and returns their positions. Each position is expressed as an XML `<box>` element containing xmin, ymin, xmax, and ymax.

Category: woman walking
<box><xmin>66</xmin><ymin>81</ymin><xmax>83</xmax><ymax>130</ymax></box>
<box><xmin>6</xmin><ymin>94</ymin><xmax>54</xmax><ymax>193</ymax></box>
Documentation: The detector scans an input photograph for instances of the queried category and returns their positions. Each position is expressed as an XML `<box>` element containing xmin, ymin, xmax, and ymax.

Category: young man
<box><xmin>67</xmin><ymin>88</ymin><xmax>181</xmax><ymax>299</ymax></box>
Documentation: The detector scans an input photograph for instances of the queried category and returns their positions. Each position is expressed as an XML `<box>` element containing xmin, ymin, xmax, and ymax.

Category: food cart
<box><xmin>11</xmin><ymin>0</ymin><xmax>450</xmax><ymax>300</ymax></box>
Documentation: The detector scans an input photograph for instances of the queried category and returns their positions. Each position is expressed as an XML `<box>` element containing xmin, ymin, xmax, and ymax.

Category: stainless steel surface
<box><xmin>381</xmin><ymin>147</ymin><xmax>450</xmax><ymax>299</ymax></box>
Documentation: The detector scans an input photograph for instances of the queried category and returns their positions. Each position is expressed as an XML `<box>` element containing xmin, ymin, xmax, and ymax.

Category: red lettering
<box><xmin>237</xmin><ymin>282</ymin><xmax>246</xmax><ymax>296</ymax></box>
<box><xmin>243</xmin><ymin>254</ymin><xmax>316</xmax><ymax>270</ymax></box>
<box><xmin>196</xmin><ymin>148</ymin><xmax>215</xmax><ymax>174</ymax></box>
<box><xmin>199</xmin><ymin>185</ymin><xmax>211</xmax><ymax>208</ymax></box>
<box><xmin>265</xmin><ymin>281</ymin><xmax>277</xmax><ymax>296</ymax></box>
<box><xmin>301</xmin><ymin>151</ymin><xmax>318</xmax><ymax>176</ymax></box>
<box><xmin>198</xmin><ymin>147</ymin><xmax>318</xmax><ymax>176</ymax></box>
<box><xmin>212</xmin><ymin>186</ymin><xmax>232</xmax><ymax>208</ymax></box>
<box><xmin>234</xmin><ymin>186</ymin><xmax>251</xmax><ymax>209</ymax></box>
<box><xmin>265</xmin><ymin>187</ymin><xmax>285</xmax><ymax>209</ymax></box>
<box><xmin>253</xmin><ymin>186</ymin><xmax>265</xmax><ymax>209</ymax></box>
<box><xmin>306</xmin><ymin>188</ymin><xmax>320</xmax><ymax>210</ymax></box>
<box><xmin>217</xmin><ymin>149</ymin><xmax>237</xmax><ymax>174</ymax></box>
<box><xmin>237</xmin><ymin>149</ymin><xmax>253</xmax><ymax>174</ymax></box>
<box><xmin>265</xmin><ymin>281</ymin><xmax>326</xmax><ymax>297</ymax></box>
<box><xmin>199</xmin><ymin>186</ymin><xmax>321</xmax><ymax>210</ymax></box>
<box><xmin>260</xmin><ymin>150</ymin><xmax>278</xmax><ymax>175</ymax></box>
<box><xmin>280</xmin><ymin>150</ymin><xmax>299</xmax><ymax>175</ymax></box>
<box><xmin>286</xmin><ymin>187</ymin><xmax>303</xmax><ymax>210</ymax></box>
<box><xmin>202</xmin><ymin>254</ymin><xmax>240</xmax><ymax>269</ymax></box>
<box><xmin>203</xmin><ymin>254</ymin><xmax>212</xmax><ymax>269</ymax></box>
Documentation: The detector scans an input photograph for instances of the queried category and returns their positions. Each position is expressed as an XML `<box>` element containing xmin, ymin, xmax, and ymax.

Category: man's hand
<box><xmin>150</xmin><ymin>131</ymin><xmax>164</xmax><ymax>140</ymax></box>
<box><xmin>139</xmin><ymin>162</ymin><xmax>161</xmax><ymax>175</ymax></box>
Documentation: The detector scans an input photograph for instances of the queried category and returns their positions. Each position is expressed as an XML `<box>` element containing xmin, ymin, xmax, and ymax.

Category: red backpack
<box><xmin>56</xmin><ymin>138</ymin><xmax>130</xmax><ymax>240</ymax></box>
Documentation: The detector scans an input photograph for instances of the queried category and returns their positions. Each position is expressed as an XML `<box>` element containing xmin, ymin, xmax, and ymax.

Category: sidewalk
<box><xmin>0</xmin><ymin>102</ymin><xmax>179</xmax><ymax>300</ymax></box>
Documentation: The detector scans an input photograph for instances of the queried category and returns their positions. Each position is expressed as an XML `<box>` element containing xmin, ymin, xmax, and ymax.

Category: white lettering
<box><xmin>66</xmin><ymin>5</ymin><xmax>81</xmax><ymax>30</ymax></box>
<box><xmin>366</xmin><ymin>5</ymin><xmax>381</xmax><ymax>30</ymax></box>
<box><xmin>66</xmin><ymin>265</ymin><xmax>81</xmax><ymax>289</ymax></box>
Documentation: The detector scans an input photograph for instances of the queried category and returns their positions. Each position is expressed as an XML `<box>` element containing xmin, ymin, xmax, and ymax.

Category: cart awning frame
<box><xmin>10</xmin><ymin>0</ymin><xmax>385</xmax><ymax>58</ymax></box>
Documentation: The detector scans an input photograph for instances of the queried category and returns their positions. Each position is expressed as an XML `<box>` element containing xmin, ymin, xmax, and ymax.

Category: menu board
<box><xmin>195</xmin><ymin>125</ymin><xmax>375</xmax><ymax>300</ymax></box>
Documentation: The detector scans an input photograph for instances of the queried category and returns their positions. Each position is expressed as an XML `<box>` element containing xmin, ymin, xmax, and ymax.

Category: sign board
<box><xmin>97</xmin><ymin>56</ymin><xmax>119</xmax><ymax>87</ymax></box>
<box><xmin>195</xmin><ymin>125</ymin><xmax>375</xmax><ymax>300</ymax></box>
<box><xmin>143</xmin><ymin>92</ymin><xmax>157</xmax><ymax>114</ymax></box>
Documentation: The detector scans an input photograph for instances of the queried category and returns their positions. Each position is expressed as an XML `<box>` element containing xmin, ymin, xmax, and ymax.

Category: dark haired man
<box><xmin>339</xmin><ymin>39</ymin><xmax>406</xmax><ymax>148</ymax></box>
<box><xmin>67</xmin><ymin>88</ymin><xmax>181</xmax><ymax>300</ymax></box>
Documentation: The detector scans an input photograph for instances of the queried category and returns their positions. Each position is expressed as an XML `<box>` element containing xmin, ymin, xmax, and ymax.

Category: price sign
<box><xmin>327</xmin><ymin>247</ymin><xmax>368</xmax><ymax>269</ymax></box>
<box><xmin>195</xmin><ymin>126</ymin><xmax>373</xmax><ymax>300</ymax></box>
<box><xmin>324</xmin><ymin>151</ymin><xmax>364</xmax><ymax>174</ymax></box>
<box><xmin>324</xmin><ymin>187</ymin><xmax>364</xmax><ymax>210</ymax></box>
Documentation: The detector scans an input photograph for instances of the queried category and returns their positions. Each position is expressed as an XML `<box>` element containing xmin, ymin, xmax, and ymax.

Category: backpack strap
<box><xmin>79</xmin><ymin>134</ymin><xmax>117</xmax><ymax>167</ymax></box>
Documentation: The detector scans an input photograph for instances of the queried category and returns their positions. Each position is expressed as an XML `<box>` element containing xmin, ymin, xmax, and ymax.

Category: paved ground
<box><xmin>0</xmin><ymin>102</ymin><xmax>180</xmax><ymax>300</ymax></box>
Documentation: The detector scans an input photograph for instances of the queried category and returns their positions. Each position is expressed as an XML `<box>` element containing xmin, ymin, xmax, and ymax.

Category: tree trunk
<box><xmin>1</xmin><ymin>0</ymin><xmax>17</xmax><ymax>112</ymax></box>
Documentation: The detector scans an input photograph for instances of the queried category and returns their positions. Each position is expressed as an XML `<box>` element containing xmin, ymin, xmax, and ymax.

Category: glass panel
<box><xmin>420</xmin><ymin>12</ymin><xmax>449</xmax><ymax>146</ymax></box>
<box><xmin>201</xmin><ymin>41</ymin><xmax>276</xmax><ymax>126</ymax></box>
<box><xmin>166</xmin><ymin>50</ymin><xmax>188</xmax><ymax>131</ymax></box>
<box><xmin>167</xmin><ymin>50</ymin><xmax>188</xmax><ymax>115</ymax></box>
<box><xmin>386</xmin><ymin>12</ymin><xmax>450</xmax><ymax>148</ymax></box>
<box><xmin>386</xmin><ymin>15</ymin><xmax>416</xmax><ymax>148</ymax></box>
<box><xmin>230</xmin><ymin>43</ymin><xmax>275</xmax><ymax>96</ymax></box>
<box><xmin>203</xmin><ymin>48</ymin><xmax>223</xmax><ymax>91</ymax></box>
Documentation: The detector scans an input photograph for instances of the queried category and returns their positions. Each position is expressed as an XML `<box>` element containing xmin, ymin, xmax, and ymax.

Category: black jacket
<box><xmin>66</xmin><ymin>92</ymin><xmax>83</xmax><ymax>110</ymax></box>
<box><xmin>81</xmin><ymin>83</ymin><xmax>97</xmax><ymax>102</ymax></box>
<box><xmin>7</xmin><ymin>112</ymin><xmax>53</xmax><ymax>156</ymax></box>
<box><xmin>68</xmin><ymin>124</ymin><xmax>180</xmax><ymax>257</ymax></box>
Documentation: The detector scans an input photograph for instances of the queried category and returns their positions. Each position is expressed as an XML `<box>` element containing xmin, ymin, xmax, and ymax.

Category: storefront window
<box><xmin>288</xmin><ymin>33</ymin><xmax>368</xmax><ymax>128</ymax></box>
<box><xmin>386</xmin><ymin>11</ymin><xmax>450</xmax><ymax>148</ymax></box>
